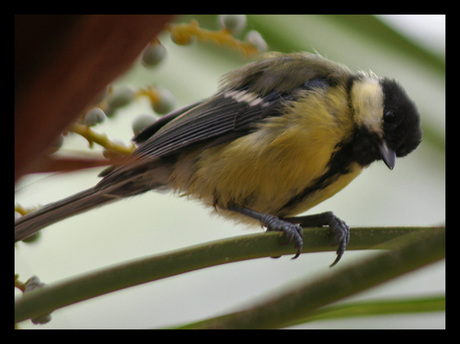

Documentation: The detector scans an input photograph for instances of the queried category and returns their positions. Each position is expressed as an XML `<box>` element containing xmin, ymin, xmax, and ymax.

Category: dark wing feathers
<box><xmin>132</xmin><ymin>100</ymin><xmax>202</xmax><ymax>144</ymax></box>
<box><xmin>132</xmin><ymin>91</ymin><xmax>283</xmax><ymax>159</ymax></box>
<box><xmin>129</xmin><ymin>54</ymin><xmax>337</xmax><ymax>162</ymax></box>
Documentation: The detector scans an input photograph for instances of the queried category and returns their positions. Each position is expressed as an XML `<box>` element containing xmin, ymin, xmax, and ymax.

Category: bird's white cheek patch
<box><xmin>351</xmin><ymin>79</ymin><xmax>384</xmax><ymax>137</ymax></box>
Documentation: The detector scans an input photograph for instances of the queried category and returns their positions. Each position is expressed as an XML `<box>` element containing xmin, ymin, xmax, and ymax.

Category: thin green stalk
<box><xmin>176</xmin><ymin>228</ymin><xmax>444</xmax><ymax>328</ymax></box>
<box><xmin>180</xmin><ymin>295</ymin><xmax>445</xmax><ymax>329</ymax></box>
<box><xmin>284</xmin><ymin>295</ymin><xmax>445</xmax><ymax>327</ymax></box>
<box><xmin>15</xmin><ymin>226</ymin><xmax>443</xmax><ymax>324</ymax></box>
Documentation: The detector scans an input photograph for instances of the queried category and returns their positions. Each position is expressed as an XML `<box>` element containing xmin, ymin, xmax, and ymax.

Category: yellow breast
<box><xmin>169</xmin><ymin>85</ymin><xmax>360</xmax><ymax>222</ymax></box>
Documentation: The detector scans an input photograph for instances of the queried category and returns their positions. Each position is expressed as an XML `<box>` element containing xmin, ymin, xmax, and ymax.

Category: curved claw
<box><xmin>283</xmin><ymin>211</ymin><xmax>350</xmax><ymax>266</ymax></box>
<box><xmin>265</xmin><ymin>216</ymin><xmax>304</xmax><ymax>259</ymax></box>
<box><xmin>226</xmin><ymin>205</ymin><xmax>304</xmax><ymax>259</ymax></box>
<box><xmin>285</xmin><ymin>224</ymin><xmax>303</xmax><ymax>259</ymax></box>
<box><xmin>328</xmin><ymin>216</ymin><xmax>350</xmax><ymax>267</ymax></box>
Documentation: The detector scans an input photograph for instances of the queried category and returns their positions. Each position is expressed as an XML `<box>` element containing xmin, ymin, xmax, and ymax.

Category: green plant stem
<box><xmin>14</xmin><ymin>226</ymin><xmax>443</xmax><ymax>324</ymax></box>
<box><xmin>177</xmin><ymin>228</ymin><xmax>445</xmax><ymax>328</ymax></box>
<box><xmin>180</xmin><ymin>295</ymin><xmax>445</xmax><ymax>329</ymax></box>
<box><xmin>284</xmin><ymin>295</ymin><xmax>445</xmax><ymax>327</ymax></box>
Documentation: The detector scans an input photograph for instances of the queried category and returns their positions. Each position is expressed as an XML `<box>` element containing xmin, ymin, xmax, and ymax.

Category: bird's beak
<box><xmin>378</xmin><ymin>141</ymin><xmax>396</xmax><ymax>170</ymax></box>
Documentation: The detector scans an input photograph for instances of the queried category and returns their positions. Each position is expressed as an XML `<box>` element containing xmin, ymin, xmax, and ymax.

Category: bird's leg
<box><xmin>226</xmin><ymin>205</ymin><xmax>304</xmax><ymax>259</ymax></box>
<box><xmin>283</xmin><ymin>211</ymin><xmax>350</xmax><ymax>266</ymax></box>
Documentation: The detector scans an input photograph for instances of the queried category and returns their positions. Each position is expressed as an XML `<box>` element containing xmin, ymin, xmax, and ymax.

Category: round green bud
<box><xmin>152</xmin><ymin>88</ymin><xmax>176</xmax><ymax>115</ymax></box>
<box><xmin>246</xmin><ymin>30</ymin><xmax>268</xmax><ymax>53</ymax></box>
<box><xmin>219</xmin><ymin>15</ymin><xmax>247</xmax><ymax>34</ymax></box>
<box><xmin>107</xmin><ymin>86</ymin><xmax>135</xmax><ymax>110</ymax></box>
<box><xmin>141</xmin><ymin>43</ymin><xmax>167</xmax><ymax>68</ymax></box>
<box><xmin>132</xmin><ymin>114</ymin><xmax>157</xmax><ymax>135</ymax></box>
<box><xmin>83</xmin><ymin>107</ymin><xmax>106</xmax><ymax>126</ymax></box>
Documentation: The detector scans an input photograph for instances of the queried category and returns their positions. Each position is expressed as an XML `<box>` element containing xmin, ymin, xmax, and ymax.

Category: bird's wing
<box><xmin>132</xmin><ymin>79</ymin><xmax>332</xmax><ymax>160</ymax></box>
<box><xmin>132</xmin><ymin>90</ymin><xmax>286</xmax><ymax>159</ymax></box>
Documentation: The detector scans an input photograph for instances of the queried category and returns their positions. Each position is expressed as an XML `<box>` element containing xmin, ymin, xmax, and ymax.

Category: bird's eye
<box><xmin>384</xmin><ymin>110</ymin><xmax>396</xmax><ymax>123</ymax></box>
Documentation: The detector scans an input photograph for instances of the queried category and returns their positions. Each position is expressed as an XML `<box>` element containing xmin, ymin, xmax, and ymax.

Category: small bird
<box><xmin>15</xmin><ymin>52</ymin><xmax>422</xmax><ymax>266</ymax></box>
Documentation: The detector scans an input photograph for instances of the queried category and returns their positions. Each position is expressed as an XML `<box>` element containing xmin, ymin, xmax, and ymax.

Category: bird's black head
<box><xmin>380</xmin><ymin>78</ymin><xmax>422</xmax><ymax>158</ymax></box>
<box><xmin>349</xmin><ymin>76</ymin><xmax>422</xmax><ymax>169</ymax></box>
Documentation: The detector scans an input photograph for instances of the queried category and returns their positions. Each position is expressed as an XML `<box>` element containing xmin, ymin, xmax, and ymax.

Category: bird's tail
<box><xmin>15</xmin><ymin>158</ymin><xmax>174</xmax><ymax>242</ymax></box>
<box><xmin>15</xmin><ymin>186</ymin><xmax>118</xmax><ymax>242</ymax></box>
